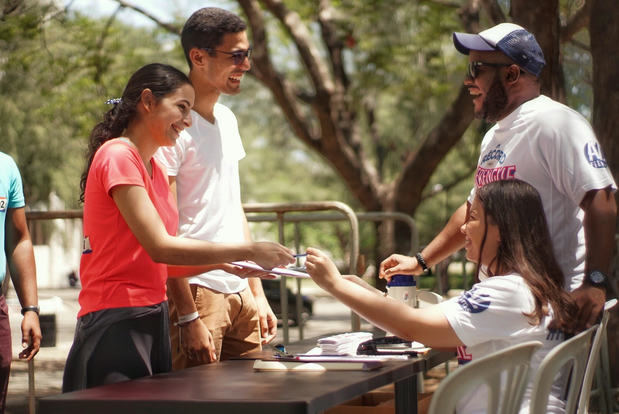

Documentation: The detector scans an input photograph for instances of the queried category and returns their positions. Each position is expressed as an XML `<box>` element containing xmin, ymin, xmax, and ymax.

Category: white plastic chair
<box><xmin>417</xmin><ymin>290</ymin><xmax>443</xmax><ymax>308</ymax></box>
<box><xmin>529</xmin><ymin>324</ymin><xmax>597</xmax><ymax>414</ymax></box>
<box><xmin>427</xmin><ymin>341</ymin><xmax>543</xmax><ymax>414</ymax></box>
<box><xmin>577</xmin><ymin>298</ymin><xmax>618</xmax><ymax>414</ymax></box>
<box><xmin>415</xmin><ymin>289</ymin><xmax>445</xmax><ymax>392</ymax></box>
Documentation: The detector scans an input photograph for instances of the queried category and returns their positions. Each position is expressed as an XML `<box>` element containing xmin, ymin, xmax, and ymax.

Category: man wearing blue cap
<box><xmin>380</xmin><ymin>23</ymin><xmax>617</xmax><ymax>331</ymax></box>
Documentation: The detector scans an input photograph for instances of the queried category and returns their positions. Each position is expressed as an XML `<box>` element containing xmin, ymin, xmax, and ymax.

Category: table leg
<box><xmin>394</xmin><ymin>374</ymin><xmax>417</xmax><ymax>414</ymax></box>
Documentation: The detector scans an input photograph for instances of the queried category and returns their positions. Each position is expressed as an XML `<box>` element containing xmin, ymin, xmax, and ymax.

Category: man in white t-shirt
<box><xmin>380</xmin><ymin>23</ymin><xmax>617</xmax><ymax>332</ymax></box>
<box><xmin>155</xmin><ymin>8</ymin><xmax>277</xmax><ymax>367</ymax></box>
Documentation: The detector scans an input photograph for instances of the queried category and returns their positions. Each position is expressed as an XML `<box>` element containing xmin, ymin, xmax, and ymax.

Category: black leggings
<box><xmin>86</xmin><ymin>313</ymin><xmax>169</xmax><ymax>388</ymax></box>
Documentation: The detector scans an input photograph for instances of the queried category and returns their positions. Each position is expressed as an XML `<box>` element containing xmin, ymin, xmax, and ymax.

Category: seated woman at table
<box><xmin>305</xmin><ymin>179</ymin><xmax>575</xmax><ymax>414</ymax></box>
<box><xmin>63</xmin><ymin>63</ymin><xmax>293</xmax><ymax>392</ymax></box>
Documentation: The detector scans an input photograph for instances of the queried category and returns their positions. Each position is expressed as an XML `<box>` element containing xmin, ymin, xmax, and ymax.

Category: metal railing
<box><xmin>20</xmin><ymin>205</ymin><xmax>419</xmax><ymax>414</ymax></box>
<box><xmin>243</xmin><ymin>201</ymin><xmax>359</xmax><ymax>343</ymax></box>
<box><xmin>24</xmin><ymin>206</ymin><xmax>420</xmax><ymax>342</ymax></box>
<box><xmin>244</xmin><ymin>207</ymin><xmax>419</xmax><ymax>341</ymax></box>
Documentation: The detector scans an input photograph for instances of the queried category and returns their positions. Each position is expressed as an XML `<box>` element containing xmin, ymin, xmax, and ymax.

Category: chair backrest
<box><xmin>417</xmin><ymin>290</ymin><xmax>443</xmax><ymax>308</ymax></box>
<box><xmin>577</xmin><ymin>298</ymin><xmax>618</xmax><ymax>414</ymax></box>
<box><xmin>529</xmin><ymin>324</ymin><xmax>597</xmax><ymax>414</ymax></box>
<box><xmin>427</xmin><ymin>341</ymin><xmax>543</xmax><ymax>414</ymax></box>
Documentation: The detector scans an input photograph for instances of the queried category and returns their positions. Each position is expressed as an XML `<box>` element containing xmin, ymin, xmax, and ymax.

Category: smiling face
<box><xmin>464</xmin><ymin>51</ymin><xmax>512</xmax><ymax>122</ymax></box>
<box><xmin>148</xmin><ymin>83</ymin><xmax>195</xmax><ymax>147</ymax></box>
<box><xmin>461</xmin><ymin>196</ymin><xmax>501</xmax><ymax>268</ymax></box>
<box><xmin>200</xmin><ymin>31</ymin><xmax>251</xmax><ymax>96</ymax></box>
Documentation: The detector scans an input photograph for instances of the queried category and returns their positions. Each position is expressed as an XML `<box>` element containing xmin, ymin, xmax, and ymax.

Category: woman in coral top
<box><xmin>63</xmin><ymin>63</ymin><xmax>293</xmax><ymax>391</ymax></box>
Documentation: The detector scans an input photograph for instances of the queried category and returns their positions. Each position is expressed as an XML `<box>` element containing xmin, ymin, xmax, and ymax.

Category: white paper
<box><xmin>230</xmin><ymin>261</ymin><xmax>311</xmax><ymax>278</ymax></box>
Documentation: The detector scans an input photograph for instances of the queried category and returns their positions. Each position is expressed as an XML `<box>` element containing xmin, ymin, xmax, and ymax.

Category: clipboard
<box><xmin>230</xmin><ymin>261</ymin><xmax>310</xmax><ymax>278</ymax></box>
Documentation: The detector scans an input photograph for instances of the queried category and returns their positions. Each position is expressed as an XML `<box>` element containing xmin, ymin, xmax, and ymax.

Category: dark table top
<box><xmin>38</xmin><ymin>351</ymin><xmax>454</xmax><ymax>414</ymax></box>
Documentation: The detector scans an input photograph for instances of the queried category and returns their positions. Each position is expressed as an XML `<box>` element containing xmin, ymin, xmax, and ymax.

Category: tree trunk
<box><xmin>589</xmin><ymin>0</ymin><xmax>619</xmax><ymax>390</ymax></box>
<box><xmin>510</xmin><ymin>0</ymin><xmax>565</xmax><ymax>101</ymax></box>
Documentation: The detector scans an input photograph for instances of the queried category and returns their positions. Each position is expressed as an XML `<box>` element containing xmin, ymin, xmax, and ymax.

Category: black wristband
<box><xmin>415</xmin><ymin>252</ymin><xmax>429</xmax><ymax>272</ymax></box>
<box><xmin>21</xmin><ymin>306</ymin><xmax>40</xmax><ymax>316</ymax></box>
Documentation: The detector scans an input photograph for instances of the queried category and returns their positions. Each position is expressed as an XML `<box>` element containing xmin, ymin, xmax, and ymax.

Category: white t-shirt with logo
<box><xmin>155</xmin><ymin>104</ymin><xmax>248</xmax><ymax>293</ymax></box>
<box><xmin>439</xmin><ymin>275</ymin><xmax>566</xmax><ymax>414</ymax></box>
<box><xmin>469</xmin><ymin>95</ymin><xmax>616</xmax><ymax>290</ymax></box>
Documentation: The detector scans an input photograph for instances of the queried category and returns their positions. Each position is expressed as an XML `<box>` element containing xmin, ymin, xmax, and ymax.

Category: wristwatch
<box><xmin>585</xmin><ymin>270</ymin><xmax>608</xmax><ymax>289</ymax></box>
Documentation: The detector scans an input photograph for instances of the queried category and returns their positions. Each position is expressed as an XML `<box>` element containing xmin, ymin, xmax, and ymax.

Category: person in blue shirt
<box><xmin>0</xmin><ymin>151</ymin><xmax>40</xmax><ymax>412</ymax></box>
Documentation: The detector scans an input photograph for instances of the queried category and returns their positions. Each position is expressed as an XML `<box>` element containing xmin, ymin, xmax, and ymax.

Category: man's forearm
<box><xmin>167</xmin><ymin>278</ymin><xmax>197</xmax><ymax>316</ymax></box>
<box><xmin>420</xmin><ymin>202</ymin><xmax>468</xmax><ymax>267</ymax></box>
<box><xmin>248</xmin><ymin>277</ymin><xmax>266</xmax><ymax>299</ymax></box>
<box><xmin>581</xmin><ymin>188</ymin><xmax>617</xmax><ymax>287</ymax></box>
<box><xmin>6</xmin><ymin>208</ymin><xmax>38</xmax><ymax>307</ymax></box>
<box><xmin>8</xmin><ymin>238</ymin><xmax>38</xmax><ymax>308</ymax></box>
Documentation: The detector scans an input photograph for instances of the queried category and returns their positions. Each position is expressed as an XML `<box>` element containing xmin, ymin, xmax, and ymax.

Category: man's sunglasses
<box><xmin>202</xmin><ymin>47</ymin><xmax>252</xmax><ymax>65</ymax></box>
<box><xmin>468</xmin><ymin>61</ymin><xmax>512</xmax><ymax>79</ymax></box>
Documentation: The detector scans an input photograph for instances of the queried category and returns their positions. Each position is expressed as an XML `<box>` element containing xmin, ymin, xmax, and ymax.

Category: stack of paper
<box><xmin>317</xmin><ymin>332</ymin><xmax>373</xmax><ymax>356</ymax></box>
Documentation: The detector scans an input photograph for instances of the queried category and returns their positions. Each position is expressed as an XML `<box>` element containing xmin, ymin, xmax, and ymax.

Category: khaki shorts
<box><xmin>168</xmin><ymin>285</ymin><xmax>261</xmax><ymax>370</ymax></box>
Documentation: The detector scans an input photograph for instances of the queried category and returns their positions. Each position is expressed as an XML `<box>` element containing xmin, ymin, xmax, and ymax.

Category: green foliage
<box><xmin>340</xmin><ymin>1</ymin><xmax>464</xmax><ymax>179</ymax></box>
<box><xmin>0</xmin><ymin>2</ymin><xmax>185</xmax><ymax>206</ymax></box>
<box><xmin>231</xmin><ymin>76</ymin><xmax>360</xmax><ymax>257</ymax></box>
<box><xmin>0</xmin><ymin>0</ymin><xmax>597</xmax><ymax>266</ymax></box>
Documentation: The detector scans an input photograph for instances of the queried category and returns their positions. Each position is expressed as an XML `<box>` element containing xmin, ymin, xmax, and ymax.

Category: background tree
<box><xmin>112</xmin><ymin>0</ymin><xmax>611</xmax><ymax>260</ymax></box>
<box><xmin>0</xmin><ymin>0</ymin><xmax>185</xmax><ymax>206</ymax></box>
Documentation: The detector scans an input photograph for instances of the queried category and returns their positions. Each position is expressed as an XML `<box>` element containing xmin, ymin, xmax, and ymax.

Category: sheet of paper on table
<box><xmin>253</xmin><ymin>358</ymin><xmax>384</xmax><ymax>371</ymax></box>
<box><xmin>230</xmin><ymin>261</ymin><xmax>310</xmax><ymax>278</ymax></box>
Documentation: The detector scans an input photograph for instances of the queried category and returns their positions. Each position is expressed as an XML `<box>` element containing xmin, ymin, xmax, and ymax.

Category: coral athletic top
<box><xmin>78</xmin><ymin>139</ymin><xmax>178</xmax><ymax>318</ymax></box>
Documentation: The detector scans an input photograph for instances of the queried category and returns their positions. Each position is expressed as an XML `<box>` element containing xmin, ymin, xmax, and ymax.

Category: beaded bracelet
<box><xmin>415</xmin><ymin>252</ymin><xmax>429</xmax><ymax>273</ymax></box>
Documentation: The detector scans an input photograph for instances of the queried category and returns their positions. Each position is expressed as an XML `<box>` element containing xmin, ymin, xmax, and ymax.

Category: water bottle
<box><xmin>385</xmin><ymin>275</ymin><xmax>417</xmax><ymax>339</ymax></box>
<box><xmin>386</xmin><ymin>275</ymin><xmax>417</xmax><ymax>308</ymax></box>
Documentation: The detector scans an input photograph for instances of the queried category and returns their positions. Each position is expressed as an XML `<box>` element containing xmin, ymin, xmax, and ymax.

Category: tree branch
<box><xmin>254</xmin><ymin>0</ymin><xmax>381</xmax><ymax>208</ymax></box>
<box><xmin>112</xmin><ymin>0</ymin><xmax>181</xmax><ymax>34</ymax></box>
<box><xmin>93</xmin><ymin>6</ymin><xmax>121</xmax><ymax>82</ymax></box>
<box><xmin>419</xmin><ymin>0</ymin><xmax>461</xmax><ymax>8</ymax></box>
<box><xmin>479</xmin><ymin>0</ymin><xmax>505</xmax><ymax>24</ymax></box>
<box><xmin>395</xmin><ymin>84</ymin><xmax>475</xmax><ymax>213</ymax></box>
<box><xmin>420</xmin><ymin>164</ymin><xmax>477</xmax><ymax>202</ymax></box>
<box><xmin>317</xmin><ymin>0</ymin><xmax>349</xmax><ymax>89</ymax></box>
<box><xmin>561</xmin><ymin>0</ymin><xmax>591</xmax><ymax>44</ymax></box>
<box><xmin>238</xmin><ymin>0</ymin><xmax>319</xmax><ymax>150</ymax></box>
<box><xmin>260</xmin><ymin>0</ymin><xmax>334</xmax><ymax>96</ymax></box>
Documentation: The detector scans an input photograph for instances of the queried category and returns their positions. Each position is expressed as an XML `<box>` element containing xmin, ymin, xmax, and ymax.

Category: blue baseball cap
<box><xmin>453</xmin><ymin>23</ymin><xmax>545</xmax><ymax>77</ymax></box>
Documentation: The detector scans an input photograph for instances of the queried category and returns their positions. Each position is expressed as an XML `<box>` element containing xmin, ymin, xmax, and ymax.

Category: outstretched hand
<box><xmin>252</xmin><ymin>242</ymin><xmax>294</xmax><ymax>270</ymax></box>
<box><xmin>305</xmin><ymin>248</ymin><xmax>343</xmax><ymax>291</ymax></box>
<box><xmin>379</xmin><ymin>254</ymin><xmax>420</xmax><ymax>280</ymax></box>
<box><xmin>219</xmin><ymin>262</ymin><xmax>277</xmax><ymax>279</ymax></box>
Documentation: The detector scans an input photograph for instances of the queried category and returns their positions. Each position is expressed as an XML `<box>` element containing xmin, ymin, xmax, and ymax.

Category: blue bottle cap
<box><xmin>387</xmin><ymin>274</ymin><xmax>416</xmax><ymax>287</ymax></box>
